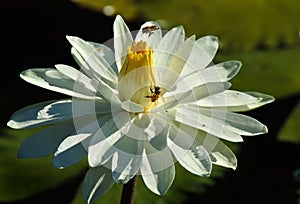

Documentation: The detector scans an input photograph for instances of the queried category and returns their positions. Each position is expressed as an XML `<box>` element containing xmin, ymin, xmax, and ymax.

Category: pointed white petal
<box><xmin>88</xmin><ymin>112</ymin><xmax>132</xmax><ymax>167</ymax></box>
<box><xmin>173</xmin><ymin>105</ymin><xmax>243</xmax><ymax>142</ymax></box>
<box><xmin>135</xmin><ymin>21</ymin><xmax>162</xmax><ymax>48</ymax></box>
<box><xmin>147</xmin><ymin>117</ymin><xmax>170</xmax><ymax>151</ymax></box>
<box><xmin>55</xmin><ymin>64</ymin><xmax>96</xmax><ymax>92</ymax></box>
<box><xmin>93</xmin><ymin>77</ymin><xmax>119</xmax><ymax>103</ymax></box>
<box><xmin>162</xmin><ymin>82</ymin><xmax>230</xmax><ymax>110</ymax></box>
<box><xmin>66</xmin><ymin>35</ymin><xmax>118</xmax><ymax>84</ymax></box>
<box><xmin>20</xmin><ymin>68</ymin><xmax>98</xmax><ymax>99</ymax></box>
<box><xmin>17</xmin><ymin>121</ymin><xmax>76</xmax><ymax>158</ymax></box>
<box><xmin>240</xmin><ymin>92</ymin><xmax>275</xmax><ymax>111</ymax></box>
<box><xmin>111</xmin><ymin>137</ymin><xmax>144</xmax><ymax>183</ymax></box>
<box><xmin>112</xmin><ymin>154</ymin><xmax>142</xmax><ymax>184</ymax></box>
<box><xmin>55</xmin><ymin>131</ymin><xmax>93</xmax><ymax>156</ymax></box>
<box><xmin>88</xmin><ymin>130</ymin><xmax>122</xmax><ymax>168</ymax></box>
<box><xmin>168</xmin><ymin>124</ymin><xmax>211</xmax><ymax>176</ymax></box>
<box><xmin>199</xmin><ymin>107</ymin><xmax>268</xmax><ymax>136</ymax></box>
<box><xmin>52</xmin><ymin>143</ymin><xmax>87</xmax><ymax>169</ymax></box>
<box><xmin>159</xmin><ymin>36</ymin><xmax>195</xmax><ymax>91</ymax></box>
<box><xmin>113</xmin><ymin>15</ymin><xmax>133</xmax><ymax>71</ymax></box>
<box><xmin>180</xmin><ymin>35</ymin><xmax>219</xmax><ymax>77</ymax></box>
<box><xmin>181</xmin><ymin>124</ymin><xmax>237</xmax><ymax>169</ymax></box>
<box><xmin>88</xmin><ymin>41</ymin><xmax>118</xmax><ymax>74</ymax></box>
<box><xmin>155</xmin><ymin>26</ymin><xmax>185</xmax><ymax>76</ymax></box>
<box><xmin>168</xmin><ymin>139</ymin><xmax>211</xmax><ymax>176</ymax></box>
<box><xmin>141</xmin><ymin>146</ymin><xmax>175</xmax><ymax>195</ymax></box>
<box><xmin>200</xmin><ymin>134</ymin><xmax>237</xmax><ymax>169</ymax></box>
<box><xmin>180</xmin><ymin>82</ymin><xmax>231</xmax><ymax>104</ymax></box>
<box><xmin>76</xmin><ymin>114</ymin><xmax>115</xmax><ymax>152</ymax></box>
<box><xmin>171</xmin><ymin>60</ymin><xmax>241</xmax><ymax>94</ymax></box>
<box><xmin>82</xmin><ymin>166</ymin><xmax>114</xmax><ymax>204</ymax></box>
<box><xmin>7</xmin><ymin>99</ymin><xmax>111</xmax><ymax>129</ymax></box>
<box><xmin>195</xmin><ymin>90</ymin><xmax>275</xmax><ymax>112</ymax></box>
<box><xmin>8</xmin><ymin>100</ymin><xmax>72</xmax><ymax>129</ymax></box>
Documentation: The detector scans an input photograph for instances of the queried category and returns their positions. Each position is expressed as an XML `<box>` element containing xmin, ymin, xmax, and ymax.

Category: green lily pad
<box><xmin>0</xmin><ymin>127</ymin><xmax>87</xmax><ymax>202</ymax></box>
<box><xmin>278</xmin><ymin>100</ymin><xmax>300</xmax><ymax>144</ymax></box>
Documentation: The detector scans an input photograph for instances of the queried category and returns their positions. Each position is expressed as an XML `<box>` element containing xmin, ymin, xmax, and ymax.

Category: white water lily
<box><xmin>7</xmin><ymin>15</ymin><xmax>274</xmax><ymax>203</ymax></box>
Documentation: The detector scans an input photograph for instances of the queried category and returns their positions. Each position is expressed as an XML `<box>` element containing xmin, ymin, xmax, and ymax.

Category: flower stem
<box><xmin>120</xmin><ymin>175</ymin><xmax>138</xmax><ymax>204</ymax></box>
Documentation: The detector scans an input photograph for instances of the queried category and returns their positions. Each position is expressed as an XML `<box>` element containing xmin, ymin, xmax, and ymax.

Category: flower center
<box><xmin>118</xmin><ymin>41</ymin><xmax>159</xmax><ymax>111</ymax></box>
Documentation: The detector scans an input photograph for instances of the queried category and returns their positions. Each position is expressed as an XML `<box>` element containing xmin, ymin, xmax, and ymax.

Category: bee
<box><xmin>145</xmin><ymin>86</ymin><xmax>161</xmax><ymax>102</ymax></box>
<box><xmin>142</xmin><ymin>25</ymin><xmax>159</xmax><ymax>37</ymax></box>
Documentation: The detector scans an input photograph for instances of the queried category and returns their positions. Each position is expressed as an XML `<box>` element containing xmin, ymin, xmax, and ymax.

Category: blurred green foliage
<box><xmin>74</xmin><ymin>0</ymin><xmax>300</xmax><ymax>51</ymax></box>
<box><xmin>278</xmin><ymin>101</ymin><xmax>300</xmax><ymax>144</ymax></box>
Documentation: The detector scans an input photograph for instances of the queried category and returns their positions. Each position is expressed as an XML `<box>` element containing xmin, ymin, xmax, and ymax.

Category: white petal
<box><xmin>7</xmin><ymin>99</ymin><xmax>111</xmax><ymax>129</ymax></box>
<box><xmin>118</xmin><ymin>114</ymin><xmax>150</xmax><ymax>142</ymax></box>
<box><xmin>173</xmin><ymin>105</ymin><xmax>243</xmax><ymax>142</ymax></box>
<box><xmin>140</xmin><ymin>146</ymin><xmax>175</xmax><ymax>195</ymax></box>
<box><xmin>180</xmin><ymin>35</ymin><xmax>219</xmax><ymax>77</ymax></box>
<box><xmin>17</xmin><ymin>121</ymin><xmax>76</xmax><ymax>158</ymax></box>
<box><xmin>180</xmin><ymin>124</ymin><xmax>237</xmax><ymax>169</ymax></box>
<box><xmin>72</xmin><ymin>98</ymin><xmax>112</xmax><ymax>116</ymax></box>
<box><xmin>20</xmin><ymin>68</ymin><xmax>98</xmax><ymax>99</ymax></box>
<box><xmin>155</xmin><ymin>25</ymin><xmax>185</xmax><ymax>76</ymax></box>
<box><xmin>162</xmin><ymin>82</ymin><xmax>230</xmax><ymax>110</ymax></box>
<box><xmin>168</xmin><ymin>139</ymin><xmax>211</xmax><ymax>176</ymax></box>
<box><xmin>121</xmin><ymin>100</ymin><xmax>144</xmax><ymax>113</ymax></box>
<box><xmin>122</xmin><ymin>114</ymin><xmax>169</xmax><ymax>146</ymax></box>
<box><xmin>93</xmin><ymin>77</ymin><xmax>119</xmax><ymax>103</ymax></box>
<box><xmin>55</xmin><ymin>131</ymin><xmax>92</xmax><ymax>155</ymax></box>
<box><xmin>171</xmin><ymin>60</ymin><xmax>241</xmax><ymax>93</ymax></box>
<box><xmin>112</xmin><ymin>154</ymin><xmax>142</xmax><ymax>184</ymax></box>
<box><xmin>8</xmin><ymin>100</ymin><xmax>72</xmax><ymax>129</ymax></box>
<box><xmin>55</xmin><ymin>114</ymin><xmax>112</xmax><ymax>155</ymax></box>
<box><xmin>167</xmin><ymin>124</ymin><xmax>211</xmax><ymax>176</ymax></box>
<box><xmin>113</xmin><ymin>15</ymin><xmax>133</xmax><ymax>71</ymax></box>
<box><xmin>159</xmin><ymin>36</ymin><xmax>195</xmax><ymax>91</ymax></box>
<box><xmin>52</xmin><ymin>143</ymin><xmax>87</xmax><ymax>169</ymax></box>
<box><xmin>88</xmin><ymin>112</ymin><xmax>132</xmax><ymax>167</ymax></box>
<box><xmin>55</xmin><ymin>64</ymin><xmax>97</xmax><ymax>92</ymax></box>
<box><xmin>198</xmin><ymin>134</ymin><xmax>237</xmax><ymax>169</ymax></box>
<box><xmin>88</xmin><ymin>41</ymin><xmax>119</xmax><ymax>74</ymax></box>
<box><xmin>135</xmin><ymin>21</ymin><xmax>162</xmax><ymax>48</ymax></box>
<box><xmin>198</xmin><ymin>107</ymin><xmax>268</xmax><ymax>136</ymax></box>
<box><xmin>111</xmin><ymin>137</ymin><xmax>144</xmax><ymax>183</ymax></box>
<box><xmin>180</xmin><ymin>82</ymin><xmax>231</xmax><ymax>104</ymax></box>
<box><xmin>240</xmin><ymin>92</ymin><xmax>275</xmax><ymax>111</ymax></box>
<box><xmin>82</xmin><ymin>166</ymin><xmax>114</xmax><ymax>204</ymax></box>
<box><xmin>196</xmin><ymin>90</ymin><xmax>275</xmax><ymax>112</ymax></box>
<box><xmin>147</xmin><ymin>117</ymin><xmax>170</xmax><ymax>150</ymax></box>
<box><xmin>66</xmin><ymin>36</ymin><xmax>118</xmax><ymax>84</ymax></box>
<box><xmin>196</xmin><ymin>90</ymin><xmax>259</xmax><ymax>108</ymax></box>
<box><xmin>88</xmin><ymin>130</ymin><xmax>122</xmax><ymax>168</ymax></box>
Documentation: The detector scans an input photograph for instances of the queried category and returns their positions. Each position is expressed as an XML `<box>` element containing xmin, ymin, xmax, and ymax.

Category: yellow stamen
<box><xmin>118</xmin><ymin>41</ymin><xmax>158</xmax><ymax>111</ymax></box>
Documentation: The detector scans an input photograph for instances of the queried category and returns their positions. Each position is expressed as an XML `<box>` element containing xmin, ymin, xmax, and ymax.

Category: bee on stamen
<box><xmin>142</xmin><ymin>25</ymin><xmax>159</xmax><ymax>37</ymax></box>
<box><xmin>145</xmin><ymin>86</ymin><xmax>161</xmax><ymax>102</ymax></box>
